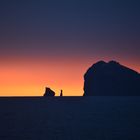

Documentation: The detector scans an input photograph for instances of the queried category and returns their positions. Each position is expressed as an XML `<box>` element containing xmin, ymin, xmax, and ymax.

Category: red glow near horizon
<box><xmin>0</xmin><ymin>55</ymin><xmax>139</xmax><ymax>96</ymax></box>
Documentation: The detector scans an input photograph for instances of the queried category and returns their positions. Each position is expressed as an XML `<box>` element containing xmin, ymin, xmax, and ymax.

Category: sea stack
<box><xmin>44</xmin><ymin>87</ymin><xmax>55</xmax><ymax>96</ymax></box>
<box><xmin>83</xmin><ymin>60</ymin><xmax>140</xmax><ymax>96</ymax></box>
<box><xmin>60</xmin><ymin>90</ymin><xmax>63</xmax><ymax>96</ymax></box>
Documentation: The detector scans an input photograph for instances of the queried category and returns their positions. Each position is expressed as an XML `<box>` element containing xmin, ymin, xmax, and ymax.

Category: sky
<box><xmin>0</xmin><ymin>0</ymin><xmax>140</xmax><ymax>96</ymax></box>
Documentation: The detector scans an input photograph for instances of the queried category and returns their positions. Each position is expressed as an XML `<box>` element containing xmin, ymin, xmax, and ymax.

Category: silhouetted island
<box><xmin>60</xmin><ymin>90</ymin><xmax>63</xmax><ymax>96</ymax></box>
<box><xmin>83</xmin><ymin>60</ymin><xmax>140</xmax><ymax>96</ymax></box>
<box><xmin>44</xmin><ymin>87</ymin><xmax>55</xmax><ymax>96</ymax></box>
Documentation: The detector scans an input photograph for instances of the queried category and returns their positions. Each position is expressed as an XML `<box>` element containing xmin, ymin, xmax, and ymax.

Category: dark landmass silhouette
<box><xmin>60</xmin><ymin>90</ymin><xmax>63</xmax><ymax>96</ymax></box>
<box><xmin>84</xmin><ymin>60</ymin><xmax>140</xmax><ymax>96</ymax></box>
<box><xmin>44</xmin><ymin>87</ymin><xmax>55</xmax><ymax>96</ymax></box>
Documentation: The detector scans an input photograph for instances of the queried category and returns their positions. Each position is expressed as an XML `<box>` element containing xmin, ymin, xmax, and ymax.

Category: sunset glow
<box><xmin>0</xmin><ymin>1</ymin><xmax>140</xmax><ymax>96</ymax></box>
<box><xmin>0</xmin><ymin>56</ymin><xmax>139</xmax><ymax>96</ymax></box>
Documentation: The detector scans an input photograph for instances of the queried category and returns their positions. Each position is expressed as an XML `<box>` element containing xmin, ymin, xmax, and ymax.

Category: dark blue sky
<box><xmin>0</xmin><ymin>0</ymin><xmax>140</xmax><ymax>64</ymax></box>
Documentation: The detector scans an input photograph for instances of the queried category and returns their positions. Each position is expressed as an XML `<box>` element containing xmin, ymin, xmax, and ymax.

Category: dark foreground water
<box><xmin>0</xmin><ymin>97</ymin><xmax>140</xmax><ymax>140</ymax></box>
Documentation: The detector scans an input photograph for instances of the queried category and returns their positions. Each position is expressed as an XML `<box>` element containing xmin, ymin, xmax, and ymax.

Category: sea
<box><xmin>0</xmin><ymin>97</ymin><xmax>140</xmax><ymax>140</ymax></box>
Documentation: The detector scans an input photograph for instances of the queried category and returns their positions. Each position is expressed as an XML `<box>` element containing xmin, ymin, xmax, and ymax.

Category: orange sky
<box><xmin>0</xmin><ymin>56</ymin><xmax>139</xmax><ymax>96</ymax></box>
<box><xmin>0</xmin><ymin>57</ymin><xmax>87</xmax><ymax>96</ymax></box>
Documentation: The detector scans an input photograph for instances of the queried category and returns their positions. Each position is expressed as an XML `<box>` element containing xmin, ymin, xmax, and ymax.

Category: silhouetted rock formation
<box><xmin>44</xmin><ymin>87</ymin><xmax>55</xmax><ymax>96</ymax></box>
<box><xmin>60</xmin><ymin>90</ymin><xmax>63</xmax><ymax>96</ymax></box>
<box><xmin>83</xmin><ymin>60</ymin><xmax>140</xmax><ymax>96</ymax></box>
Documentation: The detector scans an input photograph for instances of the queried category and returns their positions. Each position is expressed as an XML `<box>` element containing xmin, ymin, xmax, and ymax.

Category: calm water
<box><xmin>0</xmin><ymin>97</ymin><xmax>140</xmax><ymax>140</ymax></box>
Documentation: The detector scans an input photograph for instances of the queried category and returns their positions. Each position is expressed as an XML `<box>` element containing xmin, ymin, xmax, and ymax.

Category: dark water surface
<box><xmin>0</xmin><ymin>97</ymin><xmax>140</xmax><ymax>140</ymax></box>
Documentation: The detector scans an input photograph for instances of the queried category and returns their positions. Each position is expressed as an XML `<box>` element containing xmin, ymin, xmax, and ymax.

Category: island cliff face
<box><xmin>83</xmin><ymin>61</ymin><xmax>140</xmax><ymax>96</ymax></box>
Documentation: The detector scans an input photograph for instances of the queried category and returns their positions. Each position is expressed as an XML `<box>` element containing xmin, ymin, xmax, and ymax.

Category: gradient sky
<box><xmin>0</xmin><ymin>0</ymin><xmax>140</xmax><ymax>96</ymax></box>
